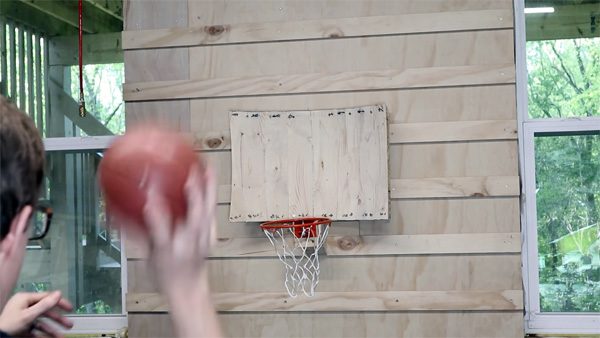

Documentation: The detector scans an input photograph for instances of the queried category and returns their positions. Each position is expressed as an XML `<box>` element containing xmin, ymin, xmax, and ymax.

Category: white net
<box><xmin>263</xmin><ymin>221</ymin><xmax>330</xmax><ymax>298</ymax></box>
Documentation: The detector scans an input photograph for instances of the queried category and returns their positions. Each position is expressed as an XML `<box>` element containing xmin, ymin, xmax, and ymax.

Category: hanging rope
<box><xmin>78</xmin><ymin>0</ymin><xmax>86</xmax><ymax>117</ymax></box>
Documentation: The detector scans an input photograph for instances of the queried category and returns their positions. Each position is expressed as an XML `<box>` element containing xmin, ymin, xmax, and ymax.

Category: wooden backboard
<box><xmin>229</xmin><ymin>105</ymin><xmax>388</xmax><ymax>222</ymax></box>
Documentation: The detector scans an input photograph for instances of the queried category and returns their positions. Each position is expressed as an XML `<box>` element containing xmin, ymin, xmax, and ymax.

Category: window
<box><xmin>518</xmin><ymin>0</ymin><xmax>600</xmax><ymax>334</ymax></box>
<box><xmin>69</xmin><ymin>63</ymin><xmax>125</xmax><ymax>135</ymax></box>
<box><xmin>18</xmin><ymin>139</ymin><xmax>126</xmax><ymax>333</ymax></box>
<box><xmin>1</xmin><ymin>19</ymin><xmax>126</xmax><ymax>333</ymax></box>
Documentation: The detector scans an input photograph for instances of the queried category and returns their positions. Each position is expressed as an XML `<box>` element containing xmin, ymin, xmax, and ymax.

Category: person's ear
<box><xmin>0</xmin><ymin>206</ymin><xmax>32</xmax><ymax>257</ymax></box>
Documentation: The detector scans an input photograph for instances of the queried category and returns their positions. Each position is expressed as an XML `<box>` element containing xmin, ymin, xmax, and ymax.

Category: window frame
<box><xmin>515</xmin><ymin>0</ymin><xmax>600</xmax><ymax>334</ymax></box>
<box><xmin>521</xmin><ymin>121</ymin><xmax>600</xmax><ymax>334</ymax></box>
<box><xmin>44</xmin><ymin>135</ymin><xmax>128</xmax><ymax>334</ymax></box>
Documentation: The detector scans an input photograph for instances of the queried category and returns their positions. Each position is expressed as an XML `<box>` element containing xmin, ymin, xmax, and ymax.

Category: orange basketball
<box><xmin>98</xmin><ymin>126</ymin><xmax>198</xmax><ymax>232</ymax></box>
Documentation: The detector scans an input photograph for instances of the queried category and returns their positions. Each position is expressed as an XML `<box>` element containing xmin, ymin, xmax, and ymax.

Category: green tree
<box><xmin>527</xmin><ymin>38</ymin><xmax>600</xmax><ymax>312</ymax></box>
<box><xmin>70</xmin><ymin>63</ymin><xmax>125</xmax><ymax>135</ymax></box>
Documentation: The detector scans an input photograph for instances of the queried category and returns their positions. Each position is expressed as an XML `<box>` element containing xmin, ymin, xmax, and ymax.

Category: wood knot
<box><xmin>337</xmin><ymin>236</ymin><xmax>359</xmax><ymax>251</ymax></box>
<box><xmin>206</xmin><ymin>25</ymin><xmax>226</xmax><ymax>36</ymax></box>
<box><xmin>206</xmin><ymin>137</ymin><xmax>223</xmax><ymax>149</ymax></box>
<box><xmin>471</xmin><ymin>192</ymin><xmax>485</xmax><ymax>197</ymax></box>
<box><xmin>325</xmin><ymin>28</ymin><xmax>344</xmax><ymax>38</ymax></box>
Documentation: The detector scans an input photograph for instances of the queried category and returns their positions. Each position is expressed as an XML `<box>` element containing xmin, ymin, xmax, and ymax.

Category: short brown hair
<box><xmin>0</xmin><ymin>95</ymin><xmax>45</xmax><ymax>240</ymax></box>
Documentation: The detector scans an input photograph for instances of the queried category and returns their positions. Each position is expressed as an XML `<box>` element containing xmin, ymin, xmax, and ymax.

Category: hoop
<box><xmin>261</xmin><ymin>217</ymin><xmax>331</xmax><ymax>238</ymax></box>
<box><xmin>260</xmin><ymin>217</ymin><xmax>332</xmax><ymax>298</ymax></box>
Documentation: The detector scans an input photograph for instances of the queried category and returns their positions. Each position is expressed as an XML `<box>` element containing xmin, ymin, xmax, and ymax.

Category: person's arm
<box><xmin>0</xmin><ymin>291</ymin><xmax>73</xmax><ymax>338</ymax></box>
<box><xmin>140</xmin><ymin>164</ymin><xmax>222</xmax><ymax>338</ymax></box>
<box><xmin>165</xmin><ymin>268</ymin><xmax>221</xmax><ymax>337</ymax></box>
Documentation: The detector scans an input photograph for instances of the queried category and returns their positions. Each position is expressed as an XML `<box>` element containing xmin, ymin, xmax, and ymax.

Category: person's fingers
<box><xmin>143</xmin><ymin>182</ymin><xmax>172</xmax><ymax>250</ymax></box>
<box><xmin>201</xmin><ymin>166</ymin><xmax>218</xmax><ymax>250</ymax></box>
<box><xmin>42</xmin><ymin>310</ymin><xmax>73</xmax><ymax>329</ymax></box>
<box><xmin>55</xmin><ymin>298</ymin><xmax>73</xmax><ymax>313</ymax></box>
<box><xmin>183</xmin><ymin>165</ymin><xmax>206</xmax><ymax>247</ymax></box>
<box><xmin>31</xmin><ymin>319</ymin><xmax>63</xmax><ymax>338</ymax></box>
<box><xmin>21</xmin><ymin>292</ymin><xmax>61</xmax><ymax>324</ymax></box>
<box><xmin>21</xmin><ymin>292</ymin><xmax>50</xmax><ymax>306</ymax></box>
<box><xmin>203</xmin><ymin>165</ymin><xmax>218</xmax><ymax>220</ymax></box>
<box><xmin>185</xmin><ymin>164</ymin><xmax>205</xmax><ymax>223</ymax></box>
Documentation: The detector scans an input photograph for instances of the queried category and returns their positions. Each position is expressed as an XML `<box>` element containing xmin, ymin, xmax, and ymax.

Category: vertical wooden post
<box><xmin>35</xmin><ymin>35</ymin><xmax>44</xmax><ymax>135</ymax></box>
<box><xmin>0</xmin><ymin>20</ymin><xmax>7</xmax><ymax>96</ymax></box>
<box><xmin>17</xmin><ymin>25</ymin><xmax>25</xmax><ymax>110</ymax></box>
<box><xmin>8</xmin><ymin>22</ymin><xmax>16</xmax><ymax>99</ymax></box>
<box><xmin>27</xmin><ymin>31</ymin><xmax>35</xmax><ymax>121</ymax></box>
<box><xmin>43</xmin><ymin>37</ymin><xmax>50</xmax><ymax>134</ymax></box>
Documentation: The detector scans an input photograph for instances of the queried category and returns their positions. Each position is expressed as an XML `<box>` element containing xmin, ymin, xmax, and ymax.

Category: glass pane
<box><xmin>17</xmin><ymin>149</ymin><xmax>123</xmax><ymax>315</ymax></box>
<box><xmin>535</xmin><ymin>132</ymin><xmax>600</xmax><ymax>312</ymax></box>
<box><xmin>45</xmin><ymin>63</ymin><xmax>124</xmax><ymax>138</ymax></box>
<box><xmin>525</xmin><ymin>0</ymin><xmax>600</xmax><ymax>119</ymax></box>
<box><xmin>70</xmin><ymin>63</ymin><xmax>125</xmax><ymax>135</ymax></box>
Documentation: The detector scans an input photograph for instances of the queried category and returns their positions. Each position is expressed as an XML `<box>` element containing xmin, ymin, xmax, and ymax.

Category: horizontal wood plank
<box><xmin>123</xmin><ymin>64</ymin><xmax>515</xmax><ymax>101</ymax></box>
<box><xmin>326</xmin><ymin>233</ymin><xmax>520</xmax><ymax>256</ymax></box>
<box><xmin>192</xmin><ymin>119</ymin><xmax>517</xmax><ymax>151</ymax></box>
<box><xmin>127</xmin><ymin>232</ymin><xmax>520</xmax><ymax>260</ymax></box>
<box><xmin>144</xmin><ymin>176</ymin><xmax>519</xmax><ymax>210</ymax></box>
<box><xmin>127</xmin><ymin>254</ymin><xmax>522</xmax><ymax>294</ymax></box>
<box><xmin>359</xmin><ymin>197</ymin><xmax>520</xmax><ymax>236</ymax></box>
<box><xmin>123</xmin><ymin>9</ymin><xmax>512</xmax><ymax>49</ymax></box>
<box><xmin>389</xmin><ymin>120</ymin><xmax>517</xmax><ymax>144</ymax></box>
<box><xmin>129</xmin><ymin>311</ymin><xmax>524</xmax><ymax>338</ymax></box>
<box><xmin>128</xmin><ymin>290</ymin><xmax>523</xmax><ymax>312</ymax></box>
<box><xmin>391</xmin><ymin>176</ymin><xmax>519</xmax><ymax>199</ymax></box>
<box><xmin>185</xmin><ymin>30</ymin><xmax>514</xmax><ymax>81</ymax></box>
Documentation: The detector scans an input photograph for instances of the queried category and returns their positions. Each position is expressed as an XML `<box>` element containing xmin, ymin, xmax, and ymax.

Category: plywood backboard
<box><xmin>230</xmin><ymin>105</ymin><xmax>388</xmax><ymax>222</ymax></box>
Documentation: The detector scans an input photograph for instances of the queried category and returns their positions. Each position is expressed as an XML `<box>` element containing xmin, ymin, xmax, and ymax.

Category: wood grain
<box><xmin>123</xmin><ymin>0</ymin><xmax>522</xmax><ymax>336</ymax></box>
<box><xmin>158</xmin><ymin>176</ymin><xmax>519</xmax><ymax>211</ymax></box>
<box><xmin>187</xmin><ymin>0</ymin><xmax>513</xmax><ymax>27</ymax></box>
<box><xmin>288</xmin><ymin>113</ymin><xmax>313</xmax><ymax>217</ymax></box>
<box><xmin>128</xmin><ymin>290</ymin><xmax>523</xmax><ymax>312</ymax></box>
<box><xmin>188</xmin><ymin>85</ymin><xmax>516</xmax><ymax>142</ymax></box>
<box><xmin>123</xmin><ymin>64</ymin><xmax>515</xmax><ymax>101</ymax></box>
<box><xmin>189</xmin><ymin>119</ymin><xmax>517</xmax><ymax>151</ymax></box>
<box><xmin>125</xmin><ymin>101</ymin><xmax>191</xmax><ymax>132</ymax></box>
<box><xmin>326</xmin><ymin>233</ymin><xmax>520</xmax><ymax>256</ymax></box>
<box><xmin>388</xmin><ymin>141</ymin><xmax>518</xmax><ymax>178</ymax></box>
<box><xmin>390</xmin><ymin>176</ymin><xmax>519</xmax><ymax>199</ymax></box>
<box><xmin>129</xmin><ymin>311</ymin><xmax>524</xmax><ymax>338</ymax></box>
<box><xmin>359</xmin><ymin>197</ymin><xmax>520</xmax><ymax>235</ymax></box>
<box><xmin>123</xmin><ymin>9</ymin><xmax>512</xmax><ymax>49</ymax></box>
<box><xmin>229</xmin><ymin>106</ymin><xmax>388</xmax><ymax>221</ymax></box>
<box><xmin>389</xmin><ymin>120</ymin><xmax>517</xmax><ymax>143</ymax></box>
<box><xmin>127</xmin><ymin>254</ymin><xmax>522</xmax><ymax>293</ymax></box>
<box><xmin>124</xmin><ymin>0</ymin><xmax>187</xmax><ymax>31</ymax></box>
<box><xmin>127</xmin><ymin>232</ymin><xmax>520</xmax><ymax>260</ymax></box>
<box><xmin>184</xmin><ymin>30</ymin><xmax>515</xmax><ymax>81</ymax></box>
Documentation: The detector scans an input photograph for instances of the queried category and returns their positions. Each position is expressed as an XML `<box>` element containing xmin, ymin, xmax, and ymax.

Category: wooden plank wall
<box><xmin>122</xmin><ymin>1</ymin><xmax>523</xmax><ymax>337</ymax></box>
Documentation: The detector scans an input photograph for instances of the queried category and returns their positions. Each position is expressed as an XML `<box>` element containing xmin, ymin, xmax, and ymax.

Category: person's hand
<box><xmin>143</xmin><ymin>163</ymin><xmax>217</xmax><ymax>295</ymax></box>
<box><xmin>141</xmin><ymin>163</ymin><xmax>222</xmax><ymax>337</ymax></box>
<box><xmin>0</xmin><ymin>291</ymin><xmax>73</xmax><ymax>337</ymax></box>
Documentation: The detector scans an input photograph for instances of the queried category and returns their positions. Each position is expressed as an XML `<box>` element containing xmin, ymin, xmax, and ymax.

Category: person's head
<box><xmin>0</xmin><ymin>95</ymin><xmax>45</xmax><ymax>307</ymax></box>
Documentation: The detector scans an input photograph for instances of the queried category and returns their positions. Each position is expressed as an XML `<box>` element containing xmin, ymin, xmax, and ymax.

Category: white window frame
<box><xmin>43</xmin><ymin>135</ymin><xmax>127</xmax><ymax>334</ymax></box>
<box><xmin>516</xmin><ymin>0</ymin><xmax>600</xmax><ymax>334</ymax></box>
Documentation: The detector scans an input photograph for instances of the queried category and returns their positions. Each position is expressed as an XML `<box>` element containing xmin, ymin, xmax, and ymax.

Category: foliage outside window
<box><xmin>69</xmin><ymin>63</ymin><xmax>125</xmax><ymax>135</ymax></box>
<box><xmin>523</xmin><ymin>0</ymin><xmax>600</xmax><ymax>330</ymax></box>
<box><xmin>527</xmin><ymin>38</ymin><xmax>600</xmax><ymax>313</ymax></box>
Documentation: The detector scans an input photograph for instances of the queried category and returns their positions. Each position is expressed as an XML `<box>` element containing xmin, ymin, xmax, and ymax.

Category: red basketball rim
<box><xmin>260</xmin><ymin>217</ymin><xmax>332</xmax><ymax>230</ymax></box>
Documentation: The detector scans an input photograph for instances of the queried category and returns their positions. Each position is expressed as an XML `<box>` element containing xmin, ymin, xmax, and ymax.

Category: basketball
<box><xmin>98</xmin><ymin>126</ymin><xmax>198</xmax><ymax>232</ymax></box>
